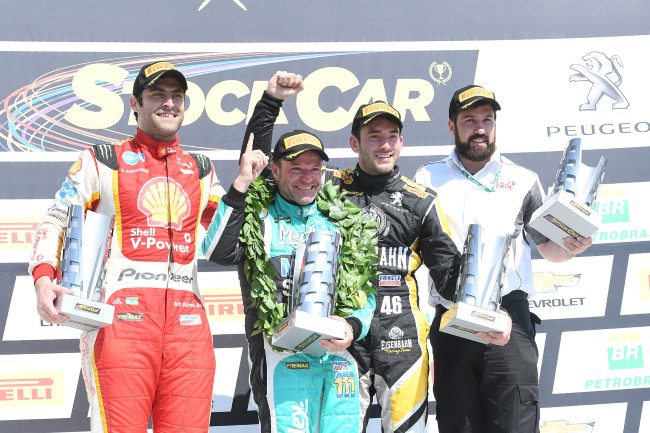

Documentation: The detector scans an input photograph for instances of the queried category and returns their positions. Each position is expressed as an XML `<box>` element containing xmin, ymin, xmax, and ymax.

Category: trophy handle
<box><xmin>582</xmin><ymin>156</ymin><xmax>607</xmax><ymax>209</ymax></box>
<box><xmin>485</xmin><ymin>233</ymin><xmax>512</xmax><ymax>311</ymax></box>
<box><xmin>57</xmin><ymin>204</ymin><xmax>84</xmax><ymax>296</ymax></box>
<box><xmin>454</xmin><ymin>224</ymin><xmax>481</xmax><ymax>306</ymax></box>
<box><xmin>289</xmin><ymin>243</ymin><xmax>307</xmax><ymax>313</ymax></box>
<box><xmin>551</xmin><ymin>138</ymin><xmax>581</xmax><ymax>198</ymax></box>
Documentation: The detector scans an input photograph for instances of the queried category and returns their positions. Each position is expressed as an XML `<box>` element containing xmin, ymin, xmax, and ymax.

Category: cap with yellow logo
<box><xmin>448</xmin><ymin>85</ymin><xmax>501</xmax><ymax>119</ymax></box>
<box><xmin>133</xmin><ymin>61</ymin><xmax>188</xmax><ymax>96</ymax></box>
<box><xmin>351</xmin><ymin>101</ymin><xmax>403</xmax><ymax>133</ymax></box>
<box><xmin>273</xmin><ymin>130</ymin><xmax>329</xmax><ymax>162</ymax></box>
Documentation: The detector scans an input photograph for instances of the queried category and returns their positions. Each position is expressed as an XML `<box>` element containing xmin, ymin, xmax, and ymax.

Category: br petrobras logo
<box><xmin>569</xmin><ymin>51</ymin><xmax>629</xmax><ymax>111</ymax></box>
<box><xmin>122</xmin><ymin>151</ymin><xmax>145</xmax><ymax>165</ymax></box>
<box><xmin>607</xmin><ymin>333</ymin><xmax>644</xmax><ymax>370</ymax></box>
<box><xmin>592</xmin><ymin>183</ymin><xmax>649</xmax><ymax>244</ymax></box>
<box><xmin>554</xmin><ymin>327</ymin><xmax>650</xmax><ymax>393</ymax></box>
<box><xmin>137</xmin><ymin>177</ymin><xmax>191</xmax><ymax>229</ymax></box>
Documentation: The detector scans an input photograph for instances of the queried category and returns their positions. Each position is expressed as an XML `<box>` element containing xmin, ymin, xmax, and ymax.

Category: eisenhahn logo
<box><xmin>570</xmin><ymin>51</ymin><xmax>629</xmax><ymax>111</ymax></box>
<box><xmin>137</xmin><ymin>177</ymin><xmax>190</xmax><ymax>230</ymax></box>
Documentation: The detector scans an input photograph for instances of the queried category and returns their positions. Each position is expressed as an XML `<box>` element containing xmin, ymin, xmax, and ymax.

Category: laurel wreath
<box><xmin>240</xmin><ymin>177</ymin><xmax>379</xmax><ymax>338</ymax></box>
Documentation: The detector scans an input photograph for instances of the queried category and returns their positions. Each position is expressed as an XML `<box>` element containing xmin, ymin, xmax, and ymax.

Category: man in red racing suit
<box><xmin>29</xmin><ymin>61</ymin><xmax>224</xmax><ymax>433</ymax></box>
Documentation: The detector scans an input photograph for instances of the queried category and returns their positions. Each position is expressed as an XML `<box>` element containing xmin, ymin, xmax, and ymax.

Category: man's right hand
<box><xmin>35</xmin><ymin>276</ymin><xmax>73</xmax><ymax>324</ymax></box>
<box><xmin>267</xmin><ymin>71</ymin><xmax>304</xmax><ymax>100</ymax></box>
<box><xmin>233</xmin><ymin>133</ymin><xmax>270</xmax><ymax>193</ymax></box>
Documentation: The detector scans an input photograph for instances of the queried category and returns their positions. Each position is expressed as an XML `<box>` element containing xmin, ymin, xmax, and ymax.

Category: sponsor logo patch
<box><xmin>180</xmin><ymin>314</ymin><xmax>202</xmax><ymax>326</ymax></box>
<box><xmin>117</xmin><ymin>312</ymin><xmax>143</xmax><ymax>321</ymax></box>
<box><xmin>379</xmin><ymin>275</ymin><xmax>401</xmax><ymax>287</ymax></box>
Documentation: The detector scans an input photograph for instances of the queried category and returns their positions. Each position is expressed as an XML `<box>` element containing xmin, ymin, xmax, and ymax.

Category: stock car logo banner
<box><xmin>0</xmin><ymin>51</ymin><xmax>477</xmax><ymax>157</ymax></box>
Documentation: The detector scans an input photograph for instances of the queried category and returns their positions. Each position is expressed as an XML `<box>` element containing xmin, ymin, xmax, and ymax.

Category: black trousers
<box><xmin>431</xmin><ymin>291</ymin><xmax>541</xmax><ymax>433</ymax></box>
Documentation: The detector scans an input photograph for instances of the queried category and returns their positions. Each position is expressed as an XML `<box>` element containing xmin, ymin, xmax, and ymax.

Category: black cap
<box><xmin>133</xmin><ymin>61</ymin><xmax>188</xmax><ymax>96</ymax></box>
<box><xmin>449</xmin><ymin>85</ymin><xmax>501</xmax><ymax>119</ymax></box>
<box><xmin>273</xmin><ymin>130</ymin><xmax>329</xmax><ymax>162</ymax></box>
<box><xmin>351</xmin><ymin>101</ymin><xmax>403</xmax><ymax>133</ymax></box>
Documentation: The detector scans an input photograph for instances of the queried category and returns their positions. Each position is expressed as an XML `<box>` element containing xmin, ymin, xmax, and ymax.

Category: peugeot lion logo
<box><xmin>570</xmin><ymin>51</ymin><xmax>629</xmax><ymax>111</ymax></box>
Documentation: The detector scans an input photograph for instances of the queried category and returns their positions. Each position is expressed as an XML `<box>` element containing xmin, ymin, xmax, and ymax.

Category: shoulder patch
<box><xmin>190</xmin><ymin>153</ymin><xmax>212</xmax><ymax>180</ymax></box>
<box><xmin>400</xmin><ymin>176</ymin><xmax>433</xmax><ymax>199</ymax></box>
<box><xmin>92</xmin><ymin>144</ymin><xmax>118</xmax><ymax>170</ymax></box>
<box><xmin>331</xmin><ymin>168</ymin><xmax>355</xmax><ymax>185</ymax></box>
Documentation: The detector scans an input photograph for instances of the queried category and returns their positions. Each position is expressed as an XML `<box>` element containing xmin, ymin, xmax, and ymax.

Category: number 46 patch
<box><xmin>380</xmin><ymin>296</ymin><xmax>402</xmax><ymax>315</ymax></box>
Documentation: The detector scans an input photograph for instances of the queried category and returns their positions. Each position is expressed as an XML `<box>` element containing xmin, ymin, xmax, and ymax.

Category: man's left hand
<box><xmin>476</xmin><ymin>308</ymin><xmax>511</xmax><ymax>346</ymax></box>
<box><xmin>320</xmin><ymin>316</ymin><xmax>354</xmax><ymax>352</ymax></box>
<box><xmin>563</xmin><ymin>236</ymin><xmax>592</xmax><ymax>256</ymax></box>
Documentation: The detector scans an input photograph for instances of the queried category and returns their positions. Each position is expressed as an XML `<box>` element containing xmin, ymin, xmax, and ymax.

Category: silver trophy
<box><xmin>439</xmin><ymin>224</ymin><xmax>512</xmax><ymax>344</ymax></box>
<box><xmin>530</xmin><ymin>138</ymin><xmax>606</xmax><ymax>248</ymax></box>
<box><xmin>55</xmin><ymin>204</ymin><xmax>115</xmax><ymax>331</ymax></box>
<box><xmin>272</xmin><ymin>230</ymin><xmax>346</xmax><ymax>356</ymax></box>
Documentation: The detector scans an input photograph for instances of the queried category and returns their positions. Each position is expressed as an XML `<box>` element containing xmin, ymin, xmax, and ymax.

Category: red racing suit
<box><xmin>29</xmin><ymin>129</ymin><xmax>224</xmax><ymax>433</ymax></box>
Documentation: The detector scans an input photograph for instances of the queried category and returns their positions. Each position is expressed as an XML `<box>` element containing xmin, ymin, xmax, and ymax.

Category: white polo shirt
<box><xmin>414</xmin><ymin>150</ymin><xmax>549</xmax><ymax>306</ymax></box>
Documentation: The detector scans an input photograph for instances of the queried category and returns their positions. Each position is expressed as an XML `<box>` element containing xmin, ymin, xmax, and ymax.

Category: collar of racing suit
<box><xmin>273</xmin><ymin>190</ymin><xmax>320</xmax><ymax>219</ymax></box>
<box><xmin>133</xmin><ymin>128</ymin><xmax>180</xmax><ymax>159</ymax></box>
<box><xmin>354</xmin><ymin>164</ymin><xmax>401</xmax><ymax>188</ymax></box>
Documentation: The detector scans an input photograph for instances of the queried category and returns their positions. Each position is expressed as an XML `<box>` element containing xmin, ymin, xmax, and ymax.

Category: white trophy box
<box><xmin>272</xmin><ymin>230</ymin><xmax>346</xmax><ymax>356</ymax></box>
<box><xmin>440</xmin><ymin>224</ymin><xmax>511</xmax><ymax>344</ymax></box>
<box><xmin>55</xmin><ymin>204</ymin><xmax>115</xmax><ymax>331</ymax></box>
<box><xmin>530</xmin><ymin>138</ymin><xmax>606</xmax><ymax>248</ymax></box>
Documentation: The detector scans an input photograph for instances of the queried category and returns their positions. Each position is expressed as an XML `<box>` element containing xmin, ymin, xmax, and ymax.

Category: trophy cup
<box><xmin>272</xmin><ymin>230</ymin><xmax>346</xmax><ymax>356</ymax></box>
<box><xmin>439</xmin><ymin>224</ymin><xmax>512</xmax><ymax>344</ymax></box>
<box><xmin>530</xmin><ymin>138</ymin><xmax>606</xmax><ymax>248</ymax></box>
<box><xmin>55</xmin><ymin>204</ymin><xmax>115</xmax><ymax>331</ymax></box>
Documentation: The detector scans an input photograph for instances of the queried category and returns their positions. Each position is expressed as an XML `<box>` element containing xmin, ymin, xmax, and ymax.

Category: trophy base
<box><xmin>272</xmin><ymin>310</ymin><xmax>346</xmax><ymax>357</ymax></box>
<box><xmin>55</xmin><ymin>294</ymin><xmax>115</xmax><ymax>332</ymax></box>
<box><xmin>529</xmin><ymin>190</ymin><xmax>601</xmax><ymax>249</ymax></box>
<box><xmin>439</xmin><ymin>302</ymin><xmax>509</xmax><ymax>344</ymax></box>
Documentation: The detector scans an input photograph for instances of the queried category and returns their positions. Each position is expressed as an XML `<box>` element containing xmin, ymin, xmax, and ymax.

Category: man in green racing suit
<box><xmin>202</xmin><ymin>117</ymin><xmax>377</xmax><ymax>433</ymax></box>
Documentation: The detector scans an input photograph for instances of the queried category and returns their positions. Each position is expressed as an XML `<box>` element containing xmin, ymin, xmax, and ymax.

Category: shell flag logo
<box><xmin>138</xmin><ymin>177</ymin><xmax>191</xmax><ymax>229</ymax></box>
<box><xmin>68</xmin><ymin>158</ymin><xmax>82</xmax><ymax>176</ymax></box>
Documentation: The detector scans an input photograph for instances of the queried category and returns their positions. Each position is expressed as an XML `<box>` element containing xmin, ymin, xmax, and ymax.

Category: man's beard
<box><xmin>454</xmin><ymin>130</ymin><xmax>496</xmax><ymax>162</ymax></box>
